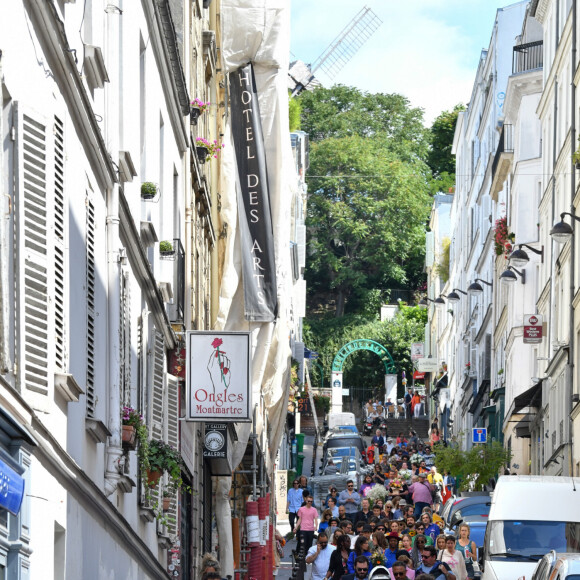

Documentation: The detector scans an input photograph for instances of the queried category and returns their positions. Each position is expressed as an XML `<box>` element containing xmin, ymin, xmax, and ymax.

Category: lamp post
<box><xmin>509</xmin><ymin>244</ymin><xmax>544</xmax><ymax>267</ymax></box>
<box><xmin>499</xmin><ymin>266</ymin><xmax>526</xmax><ymax>284</ymax></box>
<box><xmin>467</xmin><ymin>279</ymin><xmax>493</xmax><ymax>294</ymax></box>
<box><xmin>447</xmin><ymin>288</ymin><xmax>468</xmax><ymax>303</ymax></box>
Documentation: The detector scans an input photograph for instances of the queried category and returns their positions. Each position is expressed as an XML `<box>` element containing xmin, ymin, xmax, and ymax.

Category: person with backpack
<box><xmin>415</xmin><ymin>545</ymin><xmax>456</xmax><ymax>580</ymax></box>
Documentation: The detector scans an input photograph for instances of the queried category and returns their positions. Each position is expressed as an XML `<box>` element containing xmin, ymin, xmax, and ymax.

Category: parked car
<box><xmin>320</xmin><ymin>447</ymin><xmax>364</xmax><ymax>474</ymax></box>
<box><xmin>527</xmin><ymin>551</ymin><xmax>580</xmax><ymax>580</ymax></box>
<box><xmin>442</xmin><ymin>493</ymin><xmax>491</xmax><ymax>528</ymax></box>
<box><xmin>323</xmin><ymin>433</ymin><xmax>366</xmax><ymax>462</ymax></box>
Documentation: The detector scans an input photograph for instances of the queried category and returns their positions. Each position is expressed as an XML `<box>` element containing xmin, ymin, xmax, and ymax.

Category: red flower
<box><xmin>211</xmin><ymin>338</ymin><xmax>223</xmax><ymax>349</ymax></box>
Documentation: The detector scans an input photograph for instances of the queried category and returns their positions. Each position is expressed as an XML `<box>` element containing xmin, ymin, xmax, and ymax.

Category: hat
<box><xmin>387</xmin><ymin>532</ymin><xmax>401</xmax><ymax>539</ymax></box>
<box><xmin>387</xmin><ymin>437</ymin><xmax>393</xmax><ymax>442</ymax></box>
<box><xmin>398</xmin><ymin>499</ymin><xmax>407</xmax><ymax>506</ymax></box>
<box><xmin>432</xmin><ymin>514</ymin><xmax>443</xmax><ymax>524</ymax></box>
<box><xmin>418</xmin><ymin>472</ymin><xmax>427</xmax><ymax>478</ymax></box>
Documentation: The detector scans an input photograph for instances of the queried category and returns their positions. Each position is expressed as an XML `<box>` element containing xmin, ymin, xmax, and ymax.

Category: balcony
<box><xmin>490</xmin><ymin>124</ymin><xmax>514</xmax><ymax>201</ymax></box>
<box><xmin>512</xmin><ymin>40</ymin><xmax>543</xmax><ymax>75</ymax></box>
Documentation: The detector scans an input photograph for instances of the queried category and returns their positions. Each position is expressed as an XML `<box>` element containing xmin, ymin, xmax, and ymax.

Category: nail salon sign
<box><xmin>186</xmin><ymin>331</ymin><xmax>251</xmax><ymax>422</ymax></box>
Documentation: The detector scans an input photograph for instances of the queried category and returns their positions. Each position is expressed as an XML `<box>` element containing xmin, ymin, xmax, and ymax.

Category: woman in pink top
<box><xmin>294</xmin><ymin>495</ymin><xmax>319</xmax><ymax>550</ymax></box>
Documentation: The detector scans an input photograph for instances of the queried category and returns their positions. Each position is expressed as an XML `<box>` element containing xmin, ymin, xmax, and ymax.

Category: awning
<box><xmin>513</xmin><ymin>381</ymin><xmax>543</xmax><ymax>413</ymax></box>
<box><xmin>431</xmin><ymin>373</ymin><xmax>448</xmax><ymax>397</ymax></box>
<box><xmin>514</xmin><ymin>414</ymin><xmax>533</xmax><ymax>439</ymax></box>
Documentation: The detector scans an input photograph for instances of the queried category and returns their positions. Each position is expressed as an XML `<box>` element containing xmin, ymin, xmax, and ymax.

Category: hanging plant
<box><xmin>141</xmin><ymin>182</ymin><xmax>158</xmax><ymax>200</ymax></box>
<box><xmin>493</xmin><ymin>216</ymin><xmax>515</xmax><ymax>257</ymax></box>
<box><xmin>159</xmin><ymin>240</ymin><xmax>175</xmax><ymax>255</ymax></box>
<box><xmin>195</xmin><ymin>137</ymin><xmax>224</xmax><ymax>164</ymax></box>
<box><xmin>190</xmin><ymin>98</ymin><xmax>210</xmax><ymax>125</ymax></box>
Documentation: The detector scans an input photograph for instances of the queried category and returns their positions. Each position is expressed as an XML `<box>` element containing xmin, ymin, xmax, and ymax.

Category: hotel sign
<box><xmin>186</xmin><ymin>331</ymin><xmax>251</xmax><ymax>422</ymax></box>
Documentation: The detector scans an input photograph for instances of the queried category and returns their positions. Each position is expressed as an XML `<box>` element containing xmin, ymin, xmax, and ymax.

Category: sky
<box><xmin>290</xmin><ymin>0</ymin><xmax>521</xmax><ymax>125</ymax></box>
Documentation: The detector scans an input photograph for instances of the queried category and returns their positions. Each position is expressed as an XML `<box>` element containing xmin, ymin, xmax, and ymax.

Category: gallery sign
<box><xmin>186</xmin><ymin>331</ymin><xmax>251</xmax><ymax>422</ymax></box>
<box><xmin>203</xmin><ymin>423</ymin><xmax>228</xmax><ymax>459</ymax></box>
<box><xmin>523</xmin><ymin>314</ymin><xmax>543</xmax><ymax>344</ymax></box>
<box><xmin>417</xmin><ymin>358</ymin><xmax>438</xmax><ymax>372</ymax></box>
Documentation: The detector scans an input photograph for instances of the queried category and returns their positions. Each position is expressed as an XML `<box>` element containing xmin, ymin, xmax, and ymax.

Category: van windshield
<box><xmin>486</xmin><ymin>521</ymin><xmax>580</xmax><ymax>561</ymax></box>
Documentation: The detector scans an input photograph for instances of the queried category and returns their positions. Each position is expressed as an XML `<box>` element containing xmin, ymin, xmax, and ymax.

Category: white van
<box><xmin>327</xmin><ymin>412</ymin><xmax>356</xmax><ymax>430</ymax></box>
<box><xmin>482</xmin><ymin>475</ymin><xmax>580</xmax><ymax>580</ymax></box>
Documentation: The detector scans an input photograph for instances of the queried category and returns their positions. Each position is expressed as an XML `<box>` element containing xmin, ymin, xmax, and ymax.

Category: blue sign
<box><xmin>0</xmin><ymin>458</ymin><xmax>25</xmax><ymax>515</ymax></box>
<box><xmin>472</xmin><ymin>428</ymin><xmax>487</xmax><ymax>444</ymax></box>
<box><xmin>333</xmin><ymin>379</ymin><xmax>341</xmax><ymax>388</ymax></box>
<box><xmin>304</xmin><ymin>348</ymin><xmax>319</xmax><ymax>360</ymax></box>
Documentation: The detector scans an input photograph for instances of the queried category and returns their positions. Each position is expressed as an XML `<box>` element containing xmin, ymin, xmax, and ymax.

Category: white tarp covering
<box><xmin>217</xmin><ymin>0</ymin><xmax>293</xmax><ymax>576</ymax></box>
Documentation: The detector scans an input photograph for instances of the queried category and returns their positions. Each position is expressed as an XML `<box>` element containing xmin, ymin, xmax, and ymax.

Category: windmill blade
<box><xmin>311</xmin><ymin>6</ymin><xmax>382</xmax><ymax>80</ymax></box>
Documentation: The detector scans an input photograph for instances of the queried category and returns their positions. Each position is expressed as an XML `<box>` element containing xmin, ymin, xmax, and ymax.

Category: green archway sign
<box><xmin>330</xmin><ymin>339</ymin><xmax>397</xmax><ymax>413</ymax></box>
<box><xmin>332</xmin><ymin>339</ymin><xmax>396</xmax><ymax>374</ymax></box>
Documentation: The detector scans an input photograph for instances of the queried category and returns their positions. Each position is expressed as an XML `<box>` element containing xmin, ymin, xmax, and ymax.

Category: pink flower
<box><xmin>211</xmin><ymin>338</ymin><xmax>223</xmax><ymax>349</ymax></box>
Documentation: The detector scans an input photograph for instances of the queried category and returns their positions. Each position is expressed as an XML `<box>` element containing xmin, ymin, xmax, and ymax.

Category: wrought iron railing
<box><xmin>491</xmin><ymin>124</ymin><xmax>514</xmax><ymax>181</ymax></box>
<box><xmin>512</xmin><ymin>40</ymin><xmax>543</xmax><ymax>74</ymax></box>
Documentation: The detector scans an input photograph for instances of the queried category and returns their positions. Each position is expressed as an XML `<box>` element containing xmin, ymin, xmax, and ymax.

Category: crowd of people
<box><xmin>286</xmin><ymin>432</ymin><xmax>471</xmax><ymax>580</ymax></box>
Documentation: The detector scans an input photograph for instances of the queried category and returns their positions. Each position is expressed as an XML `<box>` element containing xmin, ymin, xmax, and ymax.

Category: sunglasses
<box><xmin>319</xmin><ymin>542</ymin><xmax>328</xmax><ymax>546</ymax></box>
<box><xmin>376</xmin><ymin>527</ymin><xmax>386</xmax><ymax>531</ymax></box>
<box><xmin>293</xmin><ymin>482</ymin><xmax>299</xmax><ymax>485</ymax></box>
<box><xmin>356</xmin><ymin>568</ymin><xmax>368</xmax><ymax>572</ymax></box>
<box><xmin>347</xmin><ymin>484</ymin><xmax>354</xmax><ymax>487</ymax></box>
<box><xmin>307</xmin><ymin>500</ymin><xmax>313</xmax><ymax>503</ymax></box>
<box><xmin>421</xmin><ymin>554</ymin><xmax>434</xmax><ymax>559</ymax></box>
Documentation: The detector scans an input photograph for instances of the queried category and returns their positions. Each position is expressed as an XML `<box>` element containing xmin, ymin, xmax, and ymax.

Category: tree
<box><xmin>428</xmin><ymin>104</ymin><xmax>465</xmax><ymax>176</ymax></box>
<box><xmin>306</xmin><ymin>133</ymin><xmax>431</xmax><ymax>317</ymax></box>
<box><xmin>289</xmin><ymin>95</ymin><xmax>301</xmax><ymax>131</ymax></box>
<box><xmin>434</xmin><ymin>439</ymin><xmax>512</xmax><ymax>491</ymax></box>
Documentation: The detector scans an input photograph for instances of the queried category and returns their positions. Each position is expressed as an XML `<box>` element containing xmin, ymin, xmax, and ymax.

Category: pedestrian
<box><xmin>404</xmin><ymin>389</ymin><xmax>413</xmax><ymax>419</ymax></box>
<box><xmin>347</xmin><ymin>537</ymin><xmax>373</xmax><ymax>574</ymax></box>
<box><xmin>319</xmin><ymin>509</ymin><xmax>334</xmax><ymax>533</ymax></box>
<box><xmin>390</xmin><ymin>557</ymin><xmax>414</xmax><ymax>580</ymax></box>
<box><xmin>455</xmin><ymin>524</ymin><xmax>477</xmax><ymax>580</ymax></box>
<box><xmin>199</xmin><ymin>553</ymin><xmax>222</xmax><ymax>577</ymax></box>
<box><xmin>326</xmin><ymin>534</ymin><xmax>353</xmax><ymax>580</ymax></box>
<box><xmin>287</xmin><ymin>478</ymin><xmax>304</xmax><ymax>532</ymax></box>
<box><xmin>415</xmin><ymin>545</ymin><xmax>456</xmax><ymax>579</ymax></box>
<box><xmin>306</xmin><ymin>532</ymin><xmax>336</xmax><ymax>580</ymax></box>
<box><xmin>325</xmin><ymin>459</ymin><xmax>340</xmax><ymax>475</ymax></box>
<box><xmin>408</xmin><ymin>473</ymin><xmax>434</xmax><ymax>519</ymax></box>
<box><xmin>294</xmin><ymin>495</ymin><xmax>319</xmax><ymax>550</ymax></box>
<box><xmin>341</xmin><ymin>555</ymin><xmax>371</xmax><ymax>580</ymax></box>
<box><xmin>439</xmin><ymin>536</ymin><xmax>467</xmax><ymax>580</ymax></box>
<box><xmin>411</xmin><ymin>392</ymin><xmax>422</xmax><ymax>418</ymax></box>
<box><xmin>384</xmin><ymin>532</ymin><xmax>400</xmax><ymax>567</ymax></box>
<box><xmin>338</xmin><ymin>480</ymin><xmax>361</xmax><ymax>516</ymax></box>
<box><xmin>328</xmin><ymin>497</ymin><xmax>339</xmax><ymax>517</ymax></box>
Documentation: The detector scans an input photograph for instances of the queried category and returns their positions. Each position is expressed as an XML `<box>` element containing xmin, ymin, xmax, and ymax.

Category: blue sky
<box><xmin>291</xmin><ymin>0</ymin><xmax>523</xmax><ymax>124</ymax></box>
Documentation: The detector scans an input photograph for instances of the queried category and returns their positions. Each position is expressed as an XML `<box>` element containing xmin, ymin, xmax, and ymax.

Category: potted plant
<box><xmin>121</xmin><ymin>406</ymin><xmax>147</xmax><ymax>451</ymax></box>
<box><xmin>159</xmin><ymin>240</ymin><xmax>175</xmax><ymax>256</ymax></box>
<box><xmin>162</xmin><ymin>490</ymin><xmax>173</xmax><ymax>512</ymax></box>
<box><xmin>141</xmin><ymin>182</ymin><xmax>158</xmax><ymax>200</ymax></box>
<box><xmin>146</xmin><ymin>439</ymin><xmax>184</xmax><ymax>490</ymax></box>
<box><xmin>190</xmin><ymin>98</ymin><xmax>210</xmax><ymax>125</ymax></box>
<box><xmin>195</xmin><ymin>137</ymin><xmax>224</xmax><ymax>164</ymax></box>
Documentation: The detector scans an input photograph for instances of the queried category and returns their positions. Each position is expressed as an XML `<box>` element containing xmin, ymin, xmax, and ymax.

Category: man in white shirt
<box><xmin>305</xmin><ymin>532</ymin><xmax>335</xmax><ymax>580</ymax></box>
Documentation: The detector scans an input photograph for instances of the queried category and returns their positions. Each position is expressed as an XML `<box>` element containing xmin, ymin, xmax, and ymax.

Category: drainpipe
<box><xmin>104</xmin><ymin>4</ymin><xmax>123</xmax><ymax>496</ymax></box>
<box><xmin>568</xmin><ymin>0</ymin><xmax>577</xmax><ymax>477</ymax></box>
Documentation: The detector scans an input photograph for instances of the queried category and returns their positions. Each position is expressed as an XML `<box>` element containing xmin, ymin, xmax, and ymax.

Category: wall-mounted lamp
<box><xmin>418</xmin><ymin>297</ymin><xmax>436</xmax><ymax>309</ymax></box>
<box><xmin>509</xmin><ymin>244</ymin><xmax>544</xmax><ymax>267</ymax></box>
<box><xmin>447</xmin><ymin>288</ymin><xmax>468</xmax><ymax>303</ymax></box>
<box><xmin>550</xmin><ymin>212</ymin><xmax>580</xmax><ymax>244</ymax></box>
<box><xmin>434</xmin><ymin>295</ymin><xmax>447</xmax><ymax>306</ymax></box>
<box><xmin>467</xmin><ymin>278</ymin><xmax>493</xmax><ymax>294</ymax></box>
<box><xmin>500</xmin><ymin>266</ymin><xmax>526</xmax><ymax>284</ymax></box>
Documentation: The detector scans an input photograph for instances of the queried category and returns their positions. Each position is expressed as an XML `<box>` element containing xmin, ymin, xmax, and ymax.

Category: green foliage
<box><xmin>289</xmin><ymin>95</ymin><xmax>301</xmax><ymax>131</ymax></box>
<box><xmin>435</xmin><ymin>237</ymin><xmax>451</xmax><ymax>283</ymax></box>
<box><xmin>147</xmin><ymin>439</ymin><xmax>184</xmax><ymax>491</ymax></box>
<box><xmin>434</xmin><ymin>439</ymin><xmax>511</xmax><ymax>491</ymax></box>
<box><xmin>428</xmin><ymin>105</ymin><xmax>465</xmax><ymax>176</ymax></box>
<box><xmin>159</xmin><ymin>240</ymin><xmax>174</xmax><ymax>253</ymax></box>
<box><xmin>313</xmin><ymin>394</ymin><xmax>331</xmax><ymax>414</ymax></box>
<box><xmin>303</xmin><ymin>304</ymin><xmax>427</xmax><ymax>399</ymax></box>
<box><xmin>141</xmin><ymin>182</ymin><xmax>157</xmax><ymax>198</ymax></box>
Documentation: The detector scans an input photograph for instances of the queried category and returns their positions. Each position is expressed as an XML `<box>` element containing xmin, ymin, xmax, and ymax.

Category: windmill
<box><xmin>290</xmin><ymin>6</ymin><xmax>382</xmax><ymax>96</ymax></box>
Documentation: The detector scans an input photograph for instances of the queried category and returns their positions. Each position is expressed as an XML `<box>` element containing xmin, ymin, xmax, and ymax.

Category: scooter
<box><xmin>363</xmin><ymin>418</ymin><xmax>373</xmax><ymax>436</ymax></box>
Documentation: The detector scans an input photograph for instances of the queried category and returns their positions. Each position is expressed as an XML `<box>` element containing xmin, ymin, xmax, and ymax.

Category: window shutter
<box><xmin>14</xmin><ymin>104</ymin><xmax>55</xmax><ymax>412</ymax></box>
<box><xmin>54</xmin><ymin>116</ymin><xmax>68</xmax><ymax>371</ymax></box>
<box><xmin>150</xmin><ymin>329</ymin><xmax>165</xmax><ymax>440</ymax></box>
<box><xmin>165</xmin><ymin>373</ymin><xmax>180</xmax><ymax>537</ymax></box>
<box><xmin>86</xmin><ymin>197</ymin><xmax>97</xmax><ymax>417</ymax></box>
<box><xmin>120</xmin><ymin>271</ymin><xmax>131</xmax><ymax>406</ymax></box>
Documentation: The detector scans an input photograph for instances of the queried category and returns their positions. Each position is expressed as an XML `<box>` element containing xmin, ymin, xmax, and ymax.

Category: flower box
<box><xmin>122</xmin><ymin>425</ymin><xmax>137</xmax><ymax>449</ymax></box>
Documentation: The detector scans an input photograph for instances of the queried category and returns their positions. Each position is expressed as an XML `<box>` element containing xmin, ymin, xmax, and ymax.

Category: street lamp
<box><xmin>467</xmin><ymin>278</ymin><xmax>493</xmax><ymax>294</ymax></box>
<box><xmin>447</xmin><ymin>288</ymin><xmax>468</xmax><ymax>303</ymax></box>
<box><xmin>434</xmin><ymin>295</ymin><xmax>447</xmax><ymax>306</ymax></box>
<box><xmin>550</xmin><ymin>212</ymin><xmax>580</xmax><ymax>244</ymax></box>
<box><xmin>509</xmin><ymin>244</ymin><xmax>544</xmax><ymax>267</ymax></box>
<box><xmin>418</xmin><ymin>297</ymin><xmax>436</xmax><ymax>309</ymax></box>
<box><xmin>500</xmin><ymin>265</ymin><xmax>526</xmax><ymax>284</ymax></box>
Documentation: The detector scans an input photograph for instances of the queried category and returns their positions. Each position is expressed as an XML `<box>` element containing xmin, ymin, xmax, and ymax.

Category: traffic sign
<box><xmin>472</xmin><ymin>428</ymin><xmax>487</xmax><ymax>444</ymax></box>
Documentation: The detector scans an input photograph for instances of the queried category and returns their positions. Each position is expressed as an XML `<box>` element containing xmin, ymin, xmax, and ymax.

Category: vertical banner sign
<box><xmin>186</xmin><ymin>331</ymin><xmax>251</xmax><ymax>422</ymax></box>
<box><xmin>276</xmin><ymin>470</ymin><xmax>288</xmax><ymax>519</ymax></box>
<box><xmin>523</xmin><ymin>314</ymin><xmax>543</xmax><ymax>344</ymax></box>
<box><xmin>229</xmin><ymin>64</ymin><xmax>278</xmax><ymax>322</ymax></box>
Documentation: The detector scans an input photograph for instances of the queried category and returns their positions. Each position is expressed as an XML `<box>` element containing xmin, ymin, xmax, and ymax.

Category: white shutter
<box><xmin>120</xmin><ymin>271</ymin><xmax>131</xmax><ymax>406</ymax></box>
<box><xmin>15</xmin><ymin>104</ymin><xmax>55</xmax><ymax>412</ymax></box>
<box><xmin>86</xmin><ymin>197</ymin><xmax>97</xmax><ymax>417</ymax></box>
<box><xmin>165</xmin><ymin>373</ymin><xmax>180</xmax><ymax>537</ymax></box>
<box><xmin>296</xmin><ymin>224</ymin><xmax>306</xmax><ymax>268</ymax></box>
<box><xmin>425</xmin><ymin>231</ymin><xmax>434</xmax><ymax>267</ymax></box>
<box><xmin>54</xmin><ymin>116</ymin><xmax>68</xmax><ymax>371</ymax></box>
<box><xmin>150</xmin><ymin>329</ymin><xmax>165</xmax><ymax>440</ymax></box>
